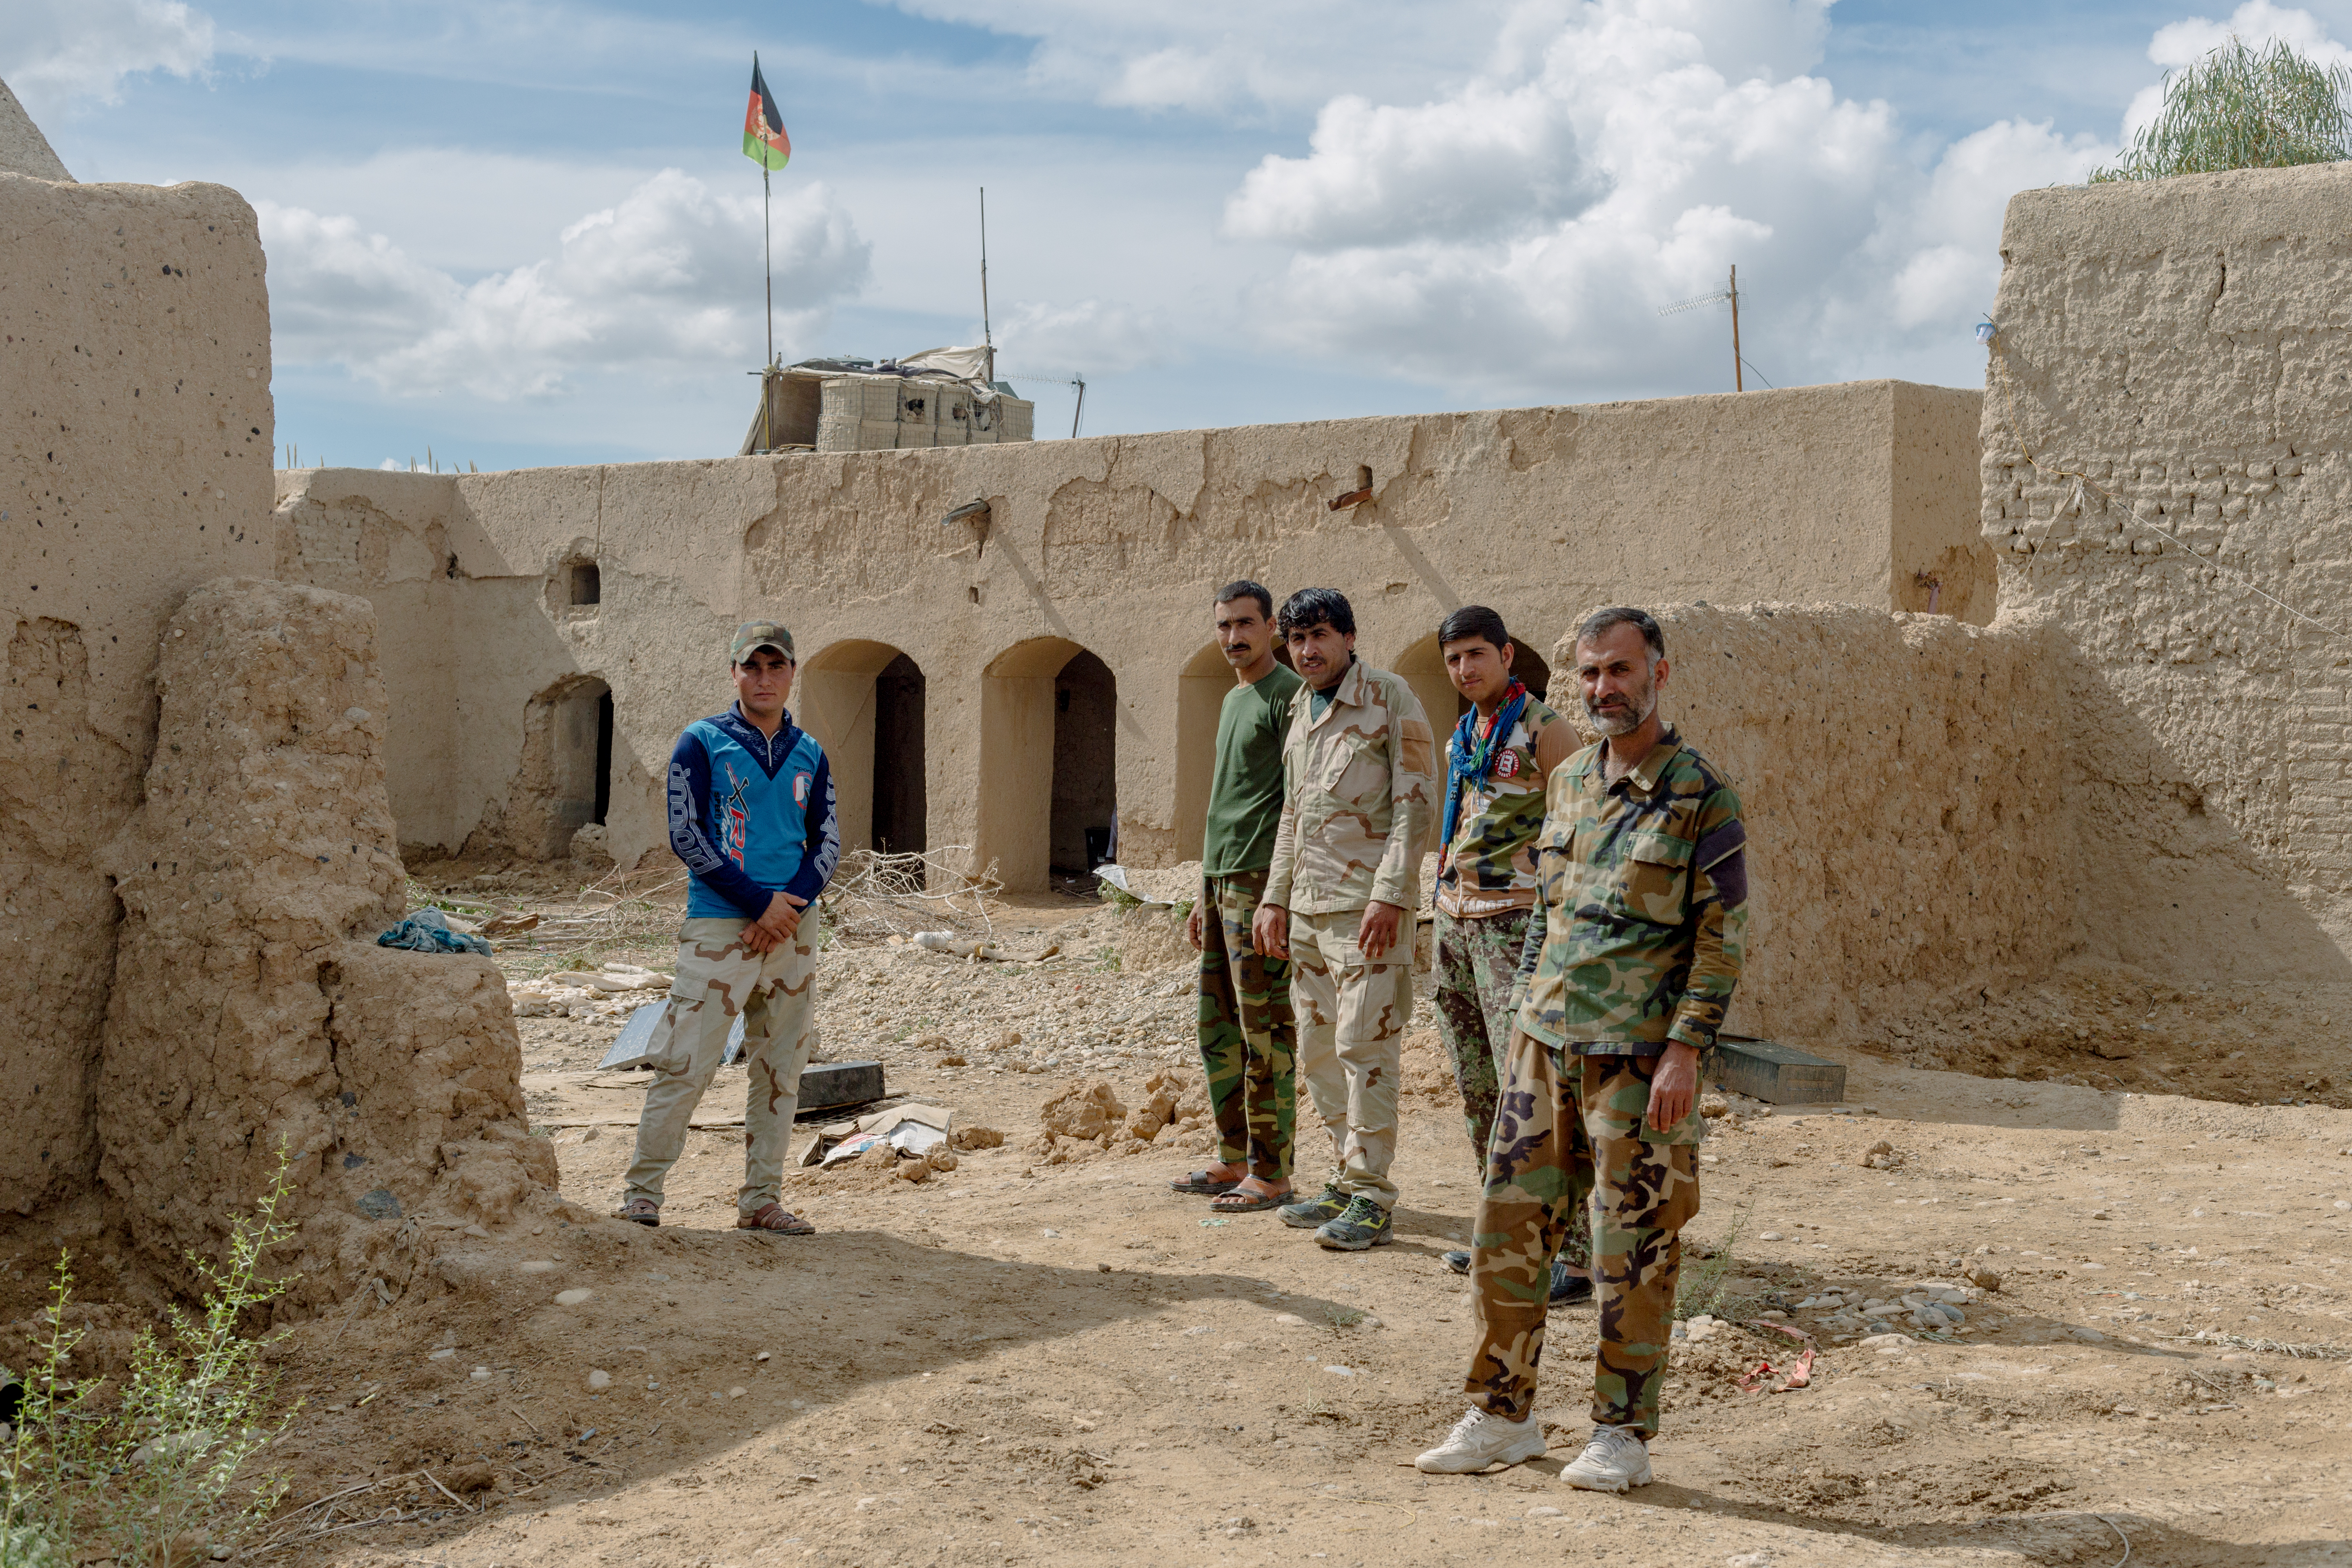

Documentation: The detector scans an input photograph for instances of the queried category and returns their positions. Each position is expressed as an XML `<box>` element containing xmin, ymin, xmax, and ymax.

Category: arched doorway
<box><xmin>1053</xmin><ymin>650</ymin><xmax>1118</xmax><ymax>875</ymax></box>
<box><xmin>979</xmin><ymin>637</ymin><xmax>1118</xmax><ymax>892</ymax></box>
<box><xmin>798</xmin><ymin>640</ymin><xmax>926</xmax><ymax>858</ymax></box>
<box><xmin>507</xmin><ymin>674</ymin><xmax>611</xmax><ymax>859</ymax></box>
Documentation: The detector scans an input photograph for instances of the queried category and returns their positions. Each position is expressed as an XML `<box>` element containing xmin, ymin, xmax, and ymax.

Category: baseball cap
<box><xmin>730</xmin><ymin>621</ymin><xmax>795</xmax><ymax>663</ymax></box>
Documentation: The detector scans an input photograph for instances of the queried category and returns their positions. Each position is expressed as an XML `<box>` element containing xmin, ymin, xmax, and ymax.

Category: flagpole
<box><xmin>763</xmin><ymin>164</ymin><xmax>774</xmax><ymax>372</ymax></box>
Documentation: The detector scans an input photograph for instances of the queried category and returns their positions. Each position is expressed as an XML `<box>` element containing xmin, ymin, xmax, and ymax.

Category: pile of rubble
<box><xmin>1030</xmin><ymin>1071</ymin><xmax>1212</xmax><ymax>1164</ymax></box>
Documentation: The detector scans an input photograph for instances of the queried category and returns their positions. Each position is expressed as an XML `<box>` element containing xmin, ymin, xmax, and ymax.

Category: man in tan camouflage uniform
<box><xmin>1427</xmin><ymin>606</ymin><xmax>1587</xmax><ymax>1305</ymax></box>
<box><xmin>1417</xmin><ymin>606</ymin><xmax>1748</xmax><ymax>1491</ymax></box>
<box><xmin>1252</xmin><ymin>587</ymin><xmax>1435</xmax><ymax>1252</ymax></box>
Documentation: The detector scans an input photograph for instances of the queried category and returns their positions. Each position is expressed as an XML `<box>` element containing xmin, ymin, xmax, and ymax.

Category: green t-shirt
<box><xmin>1203</xmin><ymin>662</ymin><xmax>1305</xmax><ymax>876</ymax></box>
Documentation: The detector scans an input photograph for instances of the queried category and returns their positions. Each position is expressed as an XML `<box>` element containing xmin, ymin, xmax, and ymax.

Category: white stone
<box><xmin>555</xmin><ymin>1288</ymin><xmax>593</xmax><ymax>1306</ymax></box>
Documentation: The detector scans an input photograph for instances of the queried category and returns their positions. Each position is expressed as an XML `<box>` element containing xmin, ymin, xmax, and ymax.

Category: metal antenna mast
<box><xmin>979</xmin><ymin>187</ymin><xmax>994</xmax><ymax>386</ymax></box>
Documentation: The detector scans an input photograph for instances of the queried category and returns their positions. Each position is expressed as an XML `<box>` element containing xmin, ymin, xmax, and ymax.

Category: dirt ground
<box><xmin>12</xmin><ymin>865</ymin><xmax>2352</xmax><ymax>1568</ymax></box>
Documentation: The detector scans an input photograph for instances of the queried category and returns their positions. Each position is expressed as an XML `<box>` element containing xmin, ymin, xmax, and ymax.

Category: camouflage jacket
<box><xmin>1435</xmin><ymin>694</ymin><xmax>1573</xmax><ymax>919</ymax></box>
<box><xmin>1261</xmin><ymin>658</ymin><xmax>1436</xmax><ymax>917</ymax></box>
<box><xmin>1510</xmin><ymin>726</ymin><xmax>1748</xmax><ymax>1053</ymax></box>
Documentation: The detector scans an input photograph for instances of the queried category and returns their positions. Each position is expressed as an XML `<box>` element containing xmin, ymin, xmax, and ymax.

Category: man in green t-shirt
<box><xmin>1172</xmin><ymin>580</ymin><xmax>1304</xmax><ymax>1214</ymax></box>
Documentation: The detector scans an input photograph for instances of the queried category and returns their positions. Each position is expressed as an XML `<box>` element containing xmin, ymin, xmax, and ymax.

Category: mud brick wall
<box><xmin>1983</xmin><ymin>165</ymin><xmax>2352</xmax><ymax>984</ymax></box>
<box><xmin>1548</xmin><ymin>604</ymin><xmax>2078</xmax><ymax>1044</ymax></box>
<box><xmin>0</xmin><ymin>173</ymin><xmax>274</xmax><ymax>1214</ymax></box>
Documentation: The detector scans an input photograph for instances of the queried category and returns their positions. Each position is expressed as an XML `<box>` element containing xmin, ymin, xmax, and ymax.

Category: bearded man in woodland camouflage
<box><xmin>1416</xmin><ymin>606</ymin><xmax>1748</xmax><ymax>1493</ymax></box>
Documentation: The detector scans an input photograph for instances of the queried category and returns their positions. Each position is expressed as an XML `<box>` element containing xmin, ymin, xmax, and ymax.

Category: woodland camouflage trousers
<box><xmin>1433</xmin><ymin>909</ymin><xmax>1589</xmax><ymax>1272</ymax></box>
<box><xmin>1465</xmin><ymin>1036</ymin><xmax>1701</xmax><ymax>1435</ymax></box>
<box><xmin>1196</xmin><ymin>868</ymin><xmax>1297</xmax><ymax>1183</ymax></box>
<box><xmin>624</xmin><ymin>915</ymin><xmax>816</xmax><ymax>1217</ymax></box>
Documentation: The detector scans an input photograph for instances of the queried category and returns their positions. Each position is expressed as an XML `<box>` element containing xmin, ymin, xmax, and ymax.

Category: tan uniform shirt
<box><xmin>1260</xmin><ymin>658</ymin><xmax>1437</xmax><ymax>918</ymax></box>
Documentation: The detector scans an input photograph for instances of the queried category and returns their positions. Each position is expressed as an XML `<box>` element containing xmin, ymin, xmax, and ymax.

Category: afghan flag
<box><xmin>743</xmin><ymin>56</ymin><xmax>790</xmax><ymax>171</ymax></box>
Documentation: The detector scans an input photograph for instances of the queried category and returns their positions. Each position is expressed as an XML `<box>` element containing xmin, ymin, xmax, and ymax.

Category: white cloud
<box><xmin>994</xmin><ymin>298</ymin><xmax>1170</xmax><ymax>375</ymax></box>
<box><xmin>0</xmin><ymin>0</ymin><xmax>214</xmax><ymax>116</ymax></box>
<box><xmin>260</xmin><ymin>170</ymin><xmax>871</xmax><ymax>400</ymax></box>
<box><xmin>1217</xmin><ymin>0</ymin><xmax>2116</xmax><ymax>396</ymax></box>
<box><xmin>875</xmin><ymin>0</ymin><xmax>1516</xmax><ymax>117</ymax></box>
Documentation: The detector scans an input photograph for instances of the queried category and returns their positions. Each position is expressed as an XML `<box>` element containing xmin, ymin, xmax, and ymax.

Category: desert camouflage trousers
<box><xmin>1197</xmin><ymin>868</ymin><xmax>1297</xmax><ymax>1183</ymax></box>
<box><xmin>1433</xmin><ymin>909</ymin><xmax>1589</xmax><ymax>1273</ymax></box>
<box><xmin>624</xmin><ymin>915</ymin><xmax>816</xmax><ymax>1218</ymax></box>
<box><xmin>1289</xmin><ymin>906</ymin><xmax>1413</xmax><ymax>1209</ymax></box>
<box><xmin>1465</xmin><ymin>1035</ymin><xmax>1700</xmax><ymax>1434</ymax></box>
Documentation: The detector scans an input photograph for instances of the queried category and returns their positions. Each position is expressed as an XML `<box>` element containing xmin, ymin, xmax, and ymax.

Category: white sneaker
<box><xmin>1560</xmin><ymin>1423</ymin><xmax>1653</xmax><ymax>1491</ymax></box>
<box><xmin>1414</xmin><ymin>1407</ymin><xmax>1547</xmax><ymax>1473</ymax></box>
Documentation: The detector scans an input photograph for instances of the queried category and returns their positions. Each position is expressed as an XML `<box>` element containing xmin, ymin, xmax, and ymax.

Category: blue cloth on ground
<box><xmin>377</xmin><ymin>906</ymin><xmax>494</xmax><ymax>957</ymax></box>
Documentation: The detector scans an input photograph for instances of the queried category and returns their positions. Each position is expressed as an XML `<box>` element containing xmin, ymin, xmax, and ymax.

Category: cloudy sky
<box><xmin>7</xmin><ymin>0</ymin><xmax>2351</xmax><ymax>471</ymax></box>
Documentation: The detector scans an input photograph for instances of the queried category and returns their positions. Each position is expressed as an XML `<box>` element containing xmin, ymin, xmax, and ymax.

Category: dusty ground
<box><xmin>11</xmin><ymin>865</ymin><xmax>2352</xmax><ymax>1568</ymax></box>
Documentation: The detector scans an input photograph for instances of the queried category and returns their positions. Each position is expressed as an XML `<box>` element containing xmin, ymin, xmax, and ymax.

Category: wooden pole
<box><xmin>1729</xmin><ymin>264</ymin><xmax>1743</xmax><ymax>392</ymax></box>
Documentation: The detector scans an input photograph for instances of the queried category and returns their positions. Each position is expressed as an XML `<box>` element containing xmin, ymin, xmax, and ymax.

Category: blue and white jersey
<box><xmin>665</xmin><ymin>704</ymin><xmax>840</xmax><ymax>920</ymax></box>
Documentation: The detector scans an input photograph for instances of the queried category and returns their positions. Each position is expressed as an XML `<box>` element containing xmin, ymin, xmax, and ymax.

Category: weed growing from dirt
<box><xmin>0</xmin><ymin>1152</ymin><xmax>301</xmax><ymax>1567</ymax></box>
<box><xmin>1674</xmin><ymin>1197</ymin><xmax>1756</xmax><ymax>1321</ymax></box>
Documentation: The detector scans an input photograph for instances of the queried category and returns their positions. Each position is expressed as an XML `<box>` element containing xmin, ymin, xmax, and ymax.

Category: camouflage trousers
<box><xmin>624</xmin><ymin>916</ymin><xmax>815</xmax><ymax>1218</ymax></box>
<box><xmin>1433</xmin><ymin>909</ymin><xmax>1589</xmax><ymax>1273</ymax></box>
<box><xmin>1197</xmin><ymin>868</ymin><xmax>1297</xmax><ymax>1182</ymax></box>
<box><xmin>1465</xmin><ymin>1034</ymin><xmax>1700</xmax><ymax>1434</ymax></box>
<box><xmin>1289</xmin><ymin>906</ymin><xmax>1413</xmax><ymax>1209</ymax></box>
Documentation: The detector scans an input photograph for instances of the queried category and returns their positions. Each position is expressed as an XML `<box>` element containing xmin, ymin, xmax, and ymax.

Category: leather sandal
<box><xmin>615</xmin><ymin>1198</ymin><xmax>659</xmax><ymax>1227</ymax></box>
<box><xmin>737</xmin><ymin>1203</ymin><xmax>815</xmax><ymax>1235</ymax></box>
<box><xmin>1170</xmin><ymin>1170</ymin><xmax>1243</xmax><ymax>1196</ymax></box>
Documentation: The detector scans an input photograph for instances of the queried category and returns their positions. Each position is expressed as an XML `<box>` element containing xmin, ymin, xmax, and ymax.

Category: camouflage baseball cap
<box><xmin>729</xmin><ymin>621</ymin><xmax>795</xmax><ymax>663</ymax></box>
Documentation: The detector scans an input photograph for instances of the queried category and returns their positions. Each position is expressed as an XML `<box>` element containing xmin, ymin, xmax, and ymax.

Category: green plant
<box><xmin>1322</xmin><ymin>1303</ymin><xmax>1366</xmax><ymax>1333</ymax></box>
<box><xmin>0</xmin><ymin>1152</ymin><xmax>302</xmax><ymax>1566</ymax></box>
<box><xmin>2094</xmin><ymin>35</ymin><xmax>2352</xmax><ymax>182</ymax></box>
<box><xmin>1091</xmin><ymin>945</ymin><xmax>1122</xmax><ymax>973</ymax></box>
<box><xmin>1095</xmin><ymin>883</ymin><xmax>1141</xmax><ymax>913</ymax></box>
<box><xmin>1673</xmin><ymin>1197</ymin><xmax>1754</xmax><ymax>1321</ymax></box>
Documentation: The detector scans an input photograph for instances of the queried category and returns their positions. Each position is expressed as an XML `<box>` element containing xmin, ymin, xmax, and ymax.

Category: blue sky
<box><xmin>9</xmin><ymin>0</ymin><xmax>2352</xmax><ymax>472</ymax></box>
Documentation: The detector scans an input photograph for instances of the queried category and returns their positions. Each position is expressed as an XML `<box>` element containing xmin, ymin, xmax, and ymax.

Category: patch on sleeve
<box><xmin>794</xmin><ymin>771</ymin><xmax>813</xmax><ymax>804</ymax></box>
<box><xmin>1695</xmin><ymin>817</ymin><xmax>1746</xmax><ymax>870</ymax></box>
<box><xmin>1706</xmin><ymin>848</ymin><xmax>1748</xmax><ymax>909</ymax></box>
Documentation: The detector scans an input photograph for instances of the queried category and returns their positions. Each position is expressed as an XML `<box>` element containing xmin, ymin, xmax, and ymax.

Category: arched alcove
<box><xmin>1174</xmin><ymin>639</ymin><xmax>1298</xmax><ymax>859</ymax></box>
<box><xmin>1393</xmin><ymin>634</ymin><xmax>1466</xmax><ymax>733</ymax></box>
<box><xmin>506</xmin><ymin>674</ymin><xmax>612</xmax><ymax>859</ymax></box>
<box><xmin>979</xmin><ymin>637</ymin><xmax>1118</xmax><ymax>892</ymax></box>
<box><xmin>1174</xmin><ymin>641</ymin><xmax>1234</xmax><ymax>863</ymax></box>
<box><xmin>799</xmin><ymin>639</ymin><xmax>926</xmax><ymax>857</ymax></box>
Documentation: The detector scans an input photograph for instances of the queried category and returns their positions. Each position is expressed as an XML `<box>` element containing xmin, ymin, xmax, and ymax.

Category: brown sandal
<box><xmin>737</xmin><ymin>1203</ymin><xmax>815</xmax><ymax>1235</ymax></box>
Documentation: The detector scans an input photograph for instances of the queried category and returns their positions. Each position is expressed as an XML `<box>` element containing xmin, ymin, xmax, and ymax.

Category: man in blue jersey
<box><xmin>617</xmin><ymin>621</ymin><xmax>840</xmax><ymax>1233</ymax></box>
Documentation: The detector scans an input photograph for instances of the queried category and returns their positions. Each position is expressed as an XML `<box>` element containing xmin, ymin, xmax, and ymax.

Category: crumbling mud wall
<box><xmin>1984</xmin><ymin>165</ymin><xmax>2352</xmax><ymax>982</ymax></box>
<box><xmin>274</xmin><ymin>379</ymin><xmax>1992</xmax><ymax>890</ymax></box>
<box><xmin>1551</xmin><ymin>604</ymin><xmax>2078</xmax><ymax>1042</ymax></box>
<box><xmin>97</xmin><ymin>579</ymin><xmax>556</xmax><ymax>1314</ymax></box>
<box><xmin>0</xmin><ymin>171</ymin><xmax>274</xmax><ymax>1213</ymax></box>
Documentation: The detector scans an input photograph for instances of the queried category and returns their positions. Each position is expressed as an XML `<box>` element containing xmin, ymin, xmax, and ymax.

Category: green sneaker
<box><xmin>1315</xmin><ymin>1196</ymin><xmax>1393</xmax><ymax>1251</ymax></box>
<box><xmin>1278</xmin><ymin>1182</ymin><xmax>1348</xmax><ymax>1230</ymax></box>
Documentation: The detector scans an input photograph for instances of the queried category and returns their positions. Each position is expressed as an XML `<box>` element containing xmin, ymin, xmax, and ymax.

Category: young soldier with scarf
<box><xmin>1427</xmin><ymin>607</ymin><xmax>1585</xmax><ymax>1304</ymax></box>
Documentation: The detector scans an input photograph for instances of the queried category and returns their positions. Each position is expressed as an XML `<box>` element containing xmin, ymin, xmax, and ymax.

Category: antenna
<box><xmin>1657</xmin><ymin>264</ymin><xmax>1753</xmax><ymax>392</ymax></box>
<box><xmin>978</xmin><ymin>187</ymin><xmax>994</xmax><ymax>386</ymax></box>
